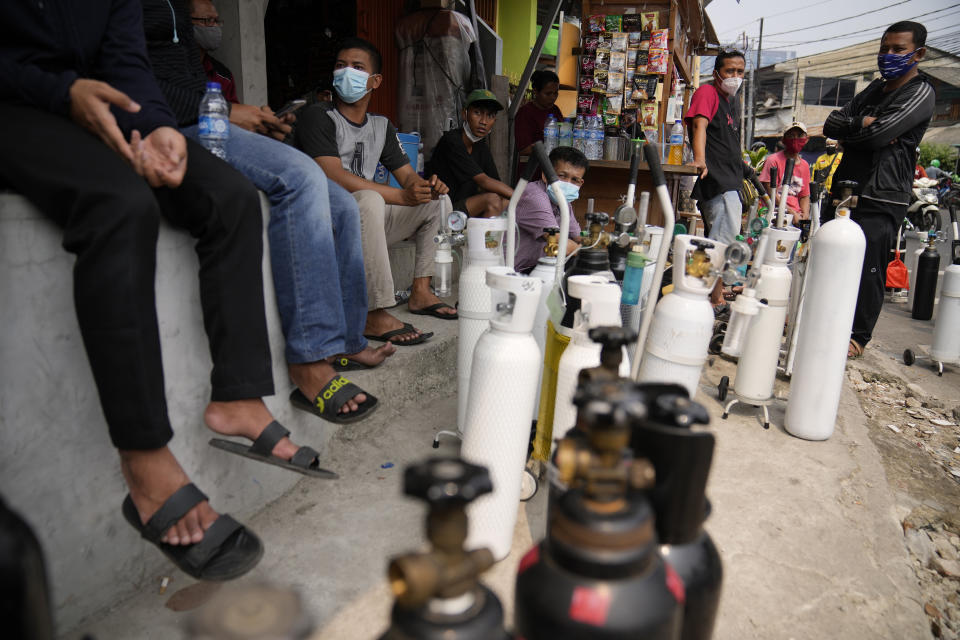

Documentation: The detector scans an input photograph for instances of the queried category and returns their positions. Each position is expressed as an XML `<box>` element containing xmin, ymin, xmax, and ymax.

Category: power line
<box><xmin>717</xmin><ymin>0</ymin><xmax>835</xmax><ymax>35</ymax></box>
<box><xmin>763</xmin><ymin>0</ymin><xmax>916</xmax><ymax>38</ymax></box>
<box><xmin>762</xmin><ymin>7</ymin><xmax>960</xmax><ymax>44</ymax></box>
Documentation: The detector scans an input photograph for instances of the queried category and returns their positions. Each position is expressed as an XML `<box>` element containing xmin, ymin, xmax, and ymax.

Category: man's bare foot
<box><xmin>289</xmin><ymin>361</ymin><xmax>367</xmax><ymax>414</ymax></box>
<box><xmin>364</xmin><ymin>308</ymin><xmax>423</xmax><ymax>344</ymax></box>
<box><xmin>335</xmin><ymin>342</ymin><xmax>396</xmax><ymax>367</ymax></box>
<box><xmin>121</xmin><ymin>447</ymin><xmax>217</xmax><ymax>546</ymax></box>
<box><xmin>204</xmin><ymin>398</ymin><xmax>300</xmax><ymax>461</ymax></box>
<box><xmin>408</xmin><ymin>277</ymin><xmax>456</xmax><ymax>316</ymax></box>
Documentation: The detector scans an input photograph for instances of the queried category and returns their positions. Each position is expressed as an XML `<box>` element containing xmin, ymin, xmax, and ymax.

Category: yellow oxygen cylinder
<box><xmin>532</xmin><ymin>319</ymin><xmax>571</xmax><ymax>460</ymax></box>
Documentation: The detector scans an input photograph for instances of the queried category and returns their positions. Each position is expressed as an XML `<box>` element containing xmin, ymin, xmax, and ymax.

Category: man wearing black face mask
<box><xmin>190</xmin><ymin>0</ymin><xmax>237</xmax><ymax>103</ymax></box>
<box><xmin>823</xmin><ymin>21</ymin><xmax>935</xmax><ymax>359</ymax></box>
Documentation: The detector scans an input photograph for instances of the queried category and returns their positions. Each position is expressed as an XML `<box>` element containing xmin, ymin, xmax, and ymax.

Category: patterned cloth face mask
<box><xmin>877</xmin><ymin>50</ymin><xmax>918</xmax><ymax>80</ymax></box>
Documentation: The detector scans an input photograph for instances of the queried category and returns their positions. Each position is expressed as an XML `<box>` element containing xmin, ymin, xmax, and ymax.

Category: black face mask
<box><xmin>826</xmin><ymin>146</ymin><xmax>838</xmax><ymax>154</ymax></box>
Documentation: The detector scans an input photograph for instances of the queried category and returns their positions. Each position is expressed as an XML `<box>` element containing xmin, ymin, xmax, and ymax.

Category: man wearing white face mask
<box><xmin>513</xmin><ymin>147</ymin><xmax>587</xmax><ymax>274</ymax></box>
<box><xmin>296</xmin><ymin>37</ymin><xmax>456</xmax><ymax>346</ymax></box>
<box><xmin>685</xmin><ymin>50</ymin><xmax>749</xmax><ymax>245</ymax></box>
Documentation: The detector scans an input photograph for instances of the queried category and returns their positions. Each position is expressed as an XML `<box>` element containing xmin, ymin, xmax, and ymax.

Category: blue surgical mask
<box><xmin>333</xmin><ymin>67</ymin><xmax>371</xmax><ymax>103</ymax></box>
<box><xmin>547</xmin><ymin>181</ymin><xmax>580</xmax><ymax>205</ymax></box>
<box><xmin>877</xmin><ymin>50</ymin><xmax>918</xmax><ymax>80</ymax></box>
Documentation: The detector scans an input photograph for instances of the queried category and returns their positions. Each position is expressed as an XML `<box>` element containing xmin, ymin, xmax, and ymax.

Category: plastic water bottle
<box><xmin>417</xmin><ymin>142</ymin><xmax>425</xmax><ymax>177</ymax></box>
<box><xmin>559</xmin><ymin>118</ymin><xmax>573</xmax><ymax>147</ymax></box>
<box><xmin>543</xmin><ymin>115</ymin><xmax>559</xmax><ymax>154</ymax></box>
<box><xmin>667</xmin><ymin>119</ymin><xmax>684</xmax><ymax>165</ymax></box>
<box><xmin>198</xmin><ymin>82</ymin><xmax>229</xmax><ymax>160</ymax></box>
<box><xmin>593</xmin><ymin>117</ymin><xmax>606</xmax><ymax>160</ymax></box>
<box><xmin>573</xmin><ymin>115</ymin><xmax>586</xmax><ymax>154</ymax></box>
<box><xmin>584</xmin><ymin>116</ymin><xmax>595</xmax><ymax>159</ymax></box>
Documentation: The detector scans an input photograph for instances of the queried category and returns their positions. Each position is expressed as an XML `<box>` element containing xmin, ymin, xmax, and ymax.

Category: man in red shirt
<box><xmin>686</xmin><ymin>50</ymin><xmax>749</xmax><ymax>244</ymax></box>
<box><xmin>760</xmin><ymin>121</ymin><xmax>811</xmax><ymax>220</ymax></box>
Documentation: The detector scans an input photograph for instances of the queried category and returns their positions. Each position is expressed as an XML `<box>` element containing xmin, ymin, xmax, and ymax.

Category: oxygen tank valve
<box><xmin>579</xmin><ymin>326</ymin><xmax>637</xmax><ymax>385</ymax></box>
<box><xmin>834</xmin><ymin>180</ymin><xmax>859</xmax><ymax>210</ymax></box>
<box><xmin>543</xmin><ymin>226</ymin><xmax>561</xmax><ymax>258</ymax></box>
<box><xmin>387</xmin><ymin>458</ymin><xmax>494</xmax><ymax>609</ymax></box>
<box><xmin>585</xmin><ymin>211</ymin><xmax>613</xmax><ymax>249</ymax></box>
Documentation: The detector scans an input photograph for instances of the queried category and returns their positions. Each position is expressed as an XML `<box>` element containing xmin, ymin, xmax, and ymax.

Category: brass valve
<box><xmin>686</xmin><ymin>248</ymin><xmax>713</xmax><ymax>279</ymax></box>
<box><xmin>585</xmin><ymin>212</ymin><xmax>612</xmax><ymax>249</ymax></box>
<box><xmin>543</xmin><ymin>226</ymin><xmax>561</xmax><ymax>258</ymax></box>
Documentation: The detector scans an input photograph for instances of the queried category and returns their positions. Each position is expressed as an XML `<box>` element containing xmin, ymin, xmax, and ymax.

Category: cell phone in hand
<box><xmin>275</xmin><ymin>99</ymin><xmax>306</xmax><ymax>118</ymax></box>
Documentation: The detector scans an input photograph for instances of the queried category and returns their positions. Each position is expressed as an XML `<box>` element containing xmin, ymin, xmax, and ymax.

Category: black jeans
<box><xmin>821</xmin><ymin>201</ymin><xmax>899</xmax><ymax>347</ymax></box>
<box><xmin>0</xmin><ymin>104</ymin><xmax>274</xmax><ymax>450</ymax></box>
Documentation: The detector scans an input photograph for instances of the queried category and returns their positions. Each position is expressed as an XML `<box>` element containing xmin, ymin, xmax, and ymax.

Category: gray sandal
<box><xmin>209</xmin><ymin>421</ymin><xmax>338</xmax><ymax>479</ymax></box>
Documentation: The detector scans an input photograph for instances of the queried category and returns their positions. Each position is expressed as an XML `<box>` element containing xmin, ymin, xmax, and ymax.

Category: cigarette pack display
<box><xmin>609</xmin><ymin>52</ymin><xmax>626</xmax><ymax>73</ymax></box>
<box><xmin>651</xmin><ymin>29</ymin><xmax>669</xmax><ymax>49</ymax></box>
<box><xmin>610</xmin><ymin>33</ymin><xmax>628</xmax><ymax>53</ymax></box>
<box><xmin>607</xmin><ymin>71</ymin><xmax>624</xmax><ymax>95</ymax></box>
<box><xmin>588</xmin><ymin>14</ymin><xmax>606</xmax><ymax>32</ymax></box>
<box><xmin>648</xmin><ymin>48</ymin><xmax>668</xmax><ymax>74</ymax></box>
<box><xmin>605</xmin><ymin>14</ymin><xmax>622</xmax><ymax>32</ymax></box>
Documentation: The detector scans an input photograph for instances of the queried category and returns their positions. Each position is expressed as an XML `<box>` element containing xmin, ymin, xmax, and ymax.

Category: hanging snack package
<box><xmin>605</xmin><ymin>14</ymin><xmax>622</xmax><ymax>33</ymax></box>
<box><xmin>627</xmin><ymin>48</ymin><xmax>638</xmax><ymax>68</ymax></box>
<box><xmin>580</xmin><ymin>55</ymin><xmax>596</xmax><ymax>74</ymax></box>
<box><xmin>605</xmin><ymin>93</ymin><xmax>623</xmax><ymax>116</ymax></box>
<box><xmin>592</xmin><ymin>69</ymin><xmax>609</xmax><ymax>93</ymax></box>
<box><xmin>595</xmin><ymin>49</ymin><xmax>609</xmax><ymax>71</ymax></box>
<box><xmin>622</xmin><ymin>14</ymin><xmax>642</xmax><ymax>32</ymax></box>
<box><xmin>640</xmin><ymin>101</ymin><xmax>659</xmax><ymax>128</ymax></box>
<box><xmin>609</xmin><ymin>52</ymin><xmax>626</xmax><ymax>74</ymax></box>
<box><xmin>651</xmin><ymin>29</ymin><xmax>669</xmax><ymax>49</ymax></box>
<box><xmin>579</xmin><ymin>75</ymin><xmax>595</xmax><ymax>93</ymax></box>
<box><xmin>606</xmin><ymin>71</ymin><xmax>624</xmax><ymax>96</ymax></box>
<box><xmin>641</xmin><ymin>11</ymin><xmax>659</xmax><ymax>30</ymax></box>
<box><xmin>584</xmin><ymin>36</ymin><xmax>600</xmax><ymax>55</ymax></box>
<box><xmin>635</xmin><ymin>48</ymin><xmax>649</xmax><ymax>74</ymax></box>
<box><xmin>620</xmin><ymin>109</ymin><xmax>638</xmax><ymax>131</ymax></box>
<box><xmin>628</xmin><ymin>31</ymin><xmax>643</xmax><ymax>48</ymax></box>
<box><xmin>603</xmin><ymin>112</ymin><xmax>620</xmax><ymax>128</ymax></box>
<box><xmin>648</xmin><ymin>49</ymin><xmax>668</xmax><ymax>74</ymax></box>
<box><xmin>588</xmin><ymin>14</ymin><xmax>606</xmax><ymax>33</ymax></box>
<box><xmin>610</xmin><ymin>33</ymin><xmax>628</xmax><ymax>53</ymax></box>
<box><xmin>578</xmin><ymin>93</ymin><xmax>598</xmax><ymax>115</ymax></box>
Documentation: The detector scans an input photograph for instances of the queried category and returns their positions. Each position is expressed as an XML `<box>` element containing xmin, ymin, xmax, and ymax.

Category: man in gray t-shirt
<box><xmin>295</xmin><ymin>37</ymin><xmax>456</xmax><ymax>345</ymax></box>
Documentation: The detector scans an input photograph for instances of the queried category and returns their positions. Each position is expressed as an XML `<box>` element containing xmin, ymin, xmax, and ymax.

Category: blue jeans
<box><xmin>182</xmin><ymin>125</ymin><xmax>368</xmax><ymax>363</ymax></box>
<box><xmin>700</xmin><ymin>190</ymin><xmax>742</xmax><ymax>245</ymax></box>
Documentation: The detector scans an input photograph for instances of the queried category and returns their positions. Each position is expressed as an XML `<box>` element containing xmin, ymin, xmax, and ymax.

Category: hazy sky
<box><xmin>705</xmin><ymin>0</ymin><xmax>960</xmax><ymax>60</ymax></box>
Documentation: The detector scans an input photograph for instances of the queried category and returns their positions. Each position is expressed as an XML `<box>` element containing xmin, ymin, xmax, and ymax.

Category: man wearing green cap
<box><xmin>426</xmin><ymin>89</ymin><xmax>514</xmax><ymax>218</ymax></box>
<box><xmin>926</xmin><ymin>158</ymin><xmax>945</xmax><ymax>181</ymax></box>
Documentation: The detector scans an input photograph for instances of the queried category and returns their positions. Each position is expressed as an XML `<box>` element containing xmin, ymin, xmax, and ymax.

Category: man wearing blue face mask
<box><xmin>513</xmin><ymin>147</ymin><xmax>587</xmax><ymax>273</ymax></box>
<box><xmin>823</xmin><ymin>20</ymin><xmax>935</xmax><ymax>359</ymax></box>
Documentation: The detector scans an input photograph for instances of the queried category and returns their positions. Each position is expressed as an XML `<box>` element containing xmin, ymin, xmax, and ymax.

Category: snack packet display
<box><xmin>628</xmin><ymin>31</ymin><xmax>643</xmax><ymax>47</ymax></box>
<box><xmin>627</xmin><ymin>48</ymin><xmax>638</xmax><ymax>68</ymax></box>
<box><xmin>622</xmin><ymin>14</ymin><xmax>642</xmax><ymax>32</ymax></box>
<box><xmin>651</xmin><ymin>29</ymin><xmax>669</xmax><ymax>49</ymax></box>
<box><xmin>579</xmin><ymin>75</ymin><xmax>595</xmax><ymax>93</ymax></box>
<box><xmin>584</xmin><ymin>36</ymin><xmax>600</xmax><ymax>55</ymax></box>
<box><xmin>588</xmin><ymin>14</ymin><xmax>606</xmax><ymax>32</ymax></box>
<box><xmin>605</xmin><ymin>14</ymin><xmax>622</xmax><ymax>32</ymax></box>
<box><xmin>605</xmin><ymin>93</ymin><xmax>623</xmax><ymax>115</ymax></box>
<box><xmin>636</xmin><ymin>49</ymin><xmax>649</xmax><ymax>73</ymax></box>
<box><xmin>641</xmin><ymin>11</ymin><xmax>659</xmax><ymax>30</ymax></box>
<box><xmin>606</xmin><ymin>71</ymin><xmax>624</xmax><ymax>95</ymax></box>
<box><xmin>592</xmin><ymin>69</ymin><xmax>609</xmax><ymax>93</ymax></box>
<box><xmin>594</xmin><ymin>49</ymin><xmax>609</xmax><ymax>71</ymax></box>
<box><xmin>648</xmin><ymin>49</ymin><xmax>668</xmax><ymax>74</ymax></box>
<box><xmin>580</xmin><ymin>55</ymin><xmax>596</xmax><ymax>74</ymax></box>
<box><xmin>578</xmin><ymin>93</ymin><xmax>598</xmax><ymax>115</ymax></box>
<box><xmin>640</xmin><ymin>101</ymin><xmax>659</xmax><ymax>128</ymax></box>
<box><xmin>603</xmin><ymin>112</ymin><xmax>620</xmax><ymax>128</ymax></box>
<box><xmin>609</xmin><ymin>52</ymin><xmax>626</xmax><ymax>74</ymax></box>
<box><xmin>610</xmin><ymin>32</ymin><xmax>628</xmax><ymax>53</ymax></box>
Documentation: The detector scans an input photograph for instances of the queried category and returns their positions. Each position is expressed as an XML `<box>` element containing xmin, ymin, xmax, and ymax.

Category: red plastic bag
<box><xmin>886</xmin><ymin>249</ymin><xmax>908</xmax><ymax>289</ymax></box>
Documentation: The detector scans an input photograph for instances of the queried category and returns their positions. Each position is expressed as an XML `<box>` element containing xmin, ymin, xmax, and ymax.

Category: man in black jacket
<box><xmin>823</xmin><ymin>21</ymin><xmax>935</xmax><ymax>358</ymax></box>
<box><xmin>0</xmin><ymin>0</ymin><xmax>277</xmax><ymax>579</ymax></box>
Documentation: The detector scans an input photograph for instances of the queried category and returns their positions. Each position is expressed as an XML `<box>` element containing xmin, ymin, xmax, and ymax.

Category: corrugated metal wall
<box><xmin>357</xmin><ymin>0</ymin><xmax>405</xmax><ymax>123</ymax></box>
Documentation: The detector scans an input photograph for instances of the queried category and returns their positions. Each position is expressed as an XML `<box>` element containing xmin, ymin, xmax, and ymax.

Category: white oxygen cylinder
<box><xmin>636</xmin><ymin>235</ymin><xmax>725</xmax><ymax>398</ymax></box>
<box><xmin>552</xmin><ymin>275</ymin><xmax>629</xmax><ymax>441</ymax></box>
<box><xmin>462</xmin><ymin>267</ymin><xmax>542</xmax><ymax>560</ymax></box>
<box><xmin>457</xmin><ymin>217</ymin><xmax>507</xmax><ymax>433</ymax></box>
<box><xmin>732</xmin><ymin>226</ymin><xmax>800</xmax><ymax>401</ymax></box>
<box><xmin>529</xmin><ymin>256</ymin><xmax>557</xmax><ymax>419</ymax></box>
<box><xmin>931</xmin><ymin>263</ymin><xmax>960</xmax><ymax>364</ymax></box>
<box><xmin>786</xmin><ymin>207</ymin><xmax>865</xmax><ymax>440</ymax></box>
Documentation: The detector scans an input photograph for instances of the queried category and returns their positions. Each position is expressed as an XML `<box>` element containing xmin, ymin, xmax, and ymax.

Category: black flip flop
<box><xmin>121</xmin><ymin>484</ymin><xmax>263</xmax><ymax>581</ymax></box>
<box><xmin>289</xmin><ymin>375</ymin><xmax>379</xmax><ymax>424</ymax></box>
<box><xmin>331</xmin><ymin>355</ymin><xmax>377</xmax><ymax>372</ymax></box>
<box><xmin>209</xmin><ymin>421</ymin><xmax>338</xmax><ymax>479</ymax></box>
<box><xmin>409</xmin><ymin>302</ymin><xmax>458</xmax><ymax>320</ymax></box>
<box><xmin>363</xmin><ymin>322</ymin><xmax>433</xmax><ymax>346</ymax></box>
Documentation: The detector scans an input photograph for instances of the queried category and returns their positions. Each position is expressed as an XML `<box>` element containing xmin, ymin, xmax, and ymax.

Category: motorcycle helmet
<box><xmin>931</xmin><ymin>159</ymin><xmax>940</xmax><ymax>168</ymax></box>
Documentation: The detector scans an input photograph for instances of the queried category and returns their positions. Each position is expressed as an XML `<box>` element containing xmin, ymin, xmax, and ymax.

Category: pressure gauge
<box><xmin>447</xmin><ymin>211</ymin><xmax>467</xmax><ymax>233</ymax></box>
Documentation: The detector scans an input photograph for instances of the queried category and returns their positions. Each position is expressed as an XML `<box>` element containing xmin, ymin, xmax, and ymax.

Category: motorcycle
<box><xmin>908</xmin><ymin>177</ymin><xmax>942</xmax><ymax>232</ymax></box>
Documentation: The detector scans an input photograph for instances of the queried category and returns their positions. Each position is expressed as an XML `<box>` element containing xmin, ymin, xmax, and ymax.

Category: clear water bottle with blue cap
<box><xmin>543</xmin><ymin>115</ymin><xmax>559</xmax><ymax>154</ymax></box>
<box><xmin>198</xmin><ymin>82</ymin><xmax>230</xmax><ymax>160</ymax></box>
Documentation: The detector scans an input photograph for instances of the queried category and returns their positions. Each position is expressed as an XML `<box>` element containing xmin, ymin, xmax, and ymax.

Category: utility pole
<box><xmin>749</xmin><ymin>17</ymin><xmax>763</xmax><ymax>146</ymax></box>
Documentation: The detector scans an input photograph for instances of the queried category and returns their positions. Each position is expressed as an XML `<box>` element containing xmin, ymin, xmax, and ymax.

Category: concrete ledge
<box><xmin>0</xmin><ymin>192</ymin><xmax>456</xmax><ymax>632</ymax></box>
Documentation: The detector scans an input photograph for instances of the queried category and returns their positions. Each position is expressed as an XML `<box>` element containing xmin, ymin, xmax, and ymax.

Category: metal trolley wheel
<box><xmin>903</xmin><ymin>349</ymin><xmax>916</xmax><ymax>366</ymax></box>
<box><xmin>718</xmin><ymin>375</ymin><xmax>730</xmax><ymax>402</ymax></box>
<box><xmin>520</xmin><ymin>468</ymin><xmax>539</xmax><ymax>502</ymax></box>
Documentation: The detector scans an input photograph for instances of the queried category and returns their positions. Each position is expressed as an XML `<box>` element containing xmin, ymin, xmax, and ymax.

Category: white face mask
<box><xmin>462</xmin><ymin>122</ymin><xmax>484</xmax><ymax>143</ymax></box>
<box><xmin>719</xmin><ymin>76</ymin><xmax>742</xmax><ymax>95</ymax></box>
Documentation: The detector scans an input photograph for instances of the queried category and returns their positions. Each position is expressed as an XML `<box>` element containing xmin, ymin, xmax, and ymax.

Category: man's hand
<box><xmin>229</xmin><ymin>103</ymin><xmax>291</xmax><ymax>140</ymax></box>
<box><xmin>402</xmin><ymin>177</ymin><xmax>434</xmax><ymax>206</ymax></box>
<box><xmin>130</xmin><ymin>127</ymin><xmax>187</xmax><ymax>188</ymax></box>
<box><xmin>862</xmin><ymin>116</ymin><xmax>877</xmax><ymax>128</ymax></box>
<box><xmin>69</xmin><ymin>78</ymin><xmax>141</xmax><ymax>163</ymax></box>
<box><xmin>427</xmin><ymin>174</ymin><xmax>449</xmax><ymax>199</ymax></box>
<box><xmin>689</xmin><ymin>157</ymin><xmax>708</xmax><ymax>179</ymax></box>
